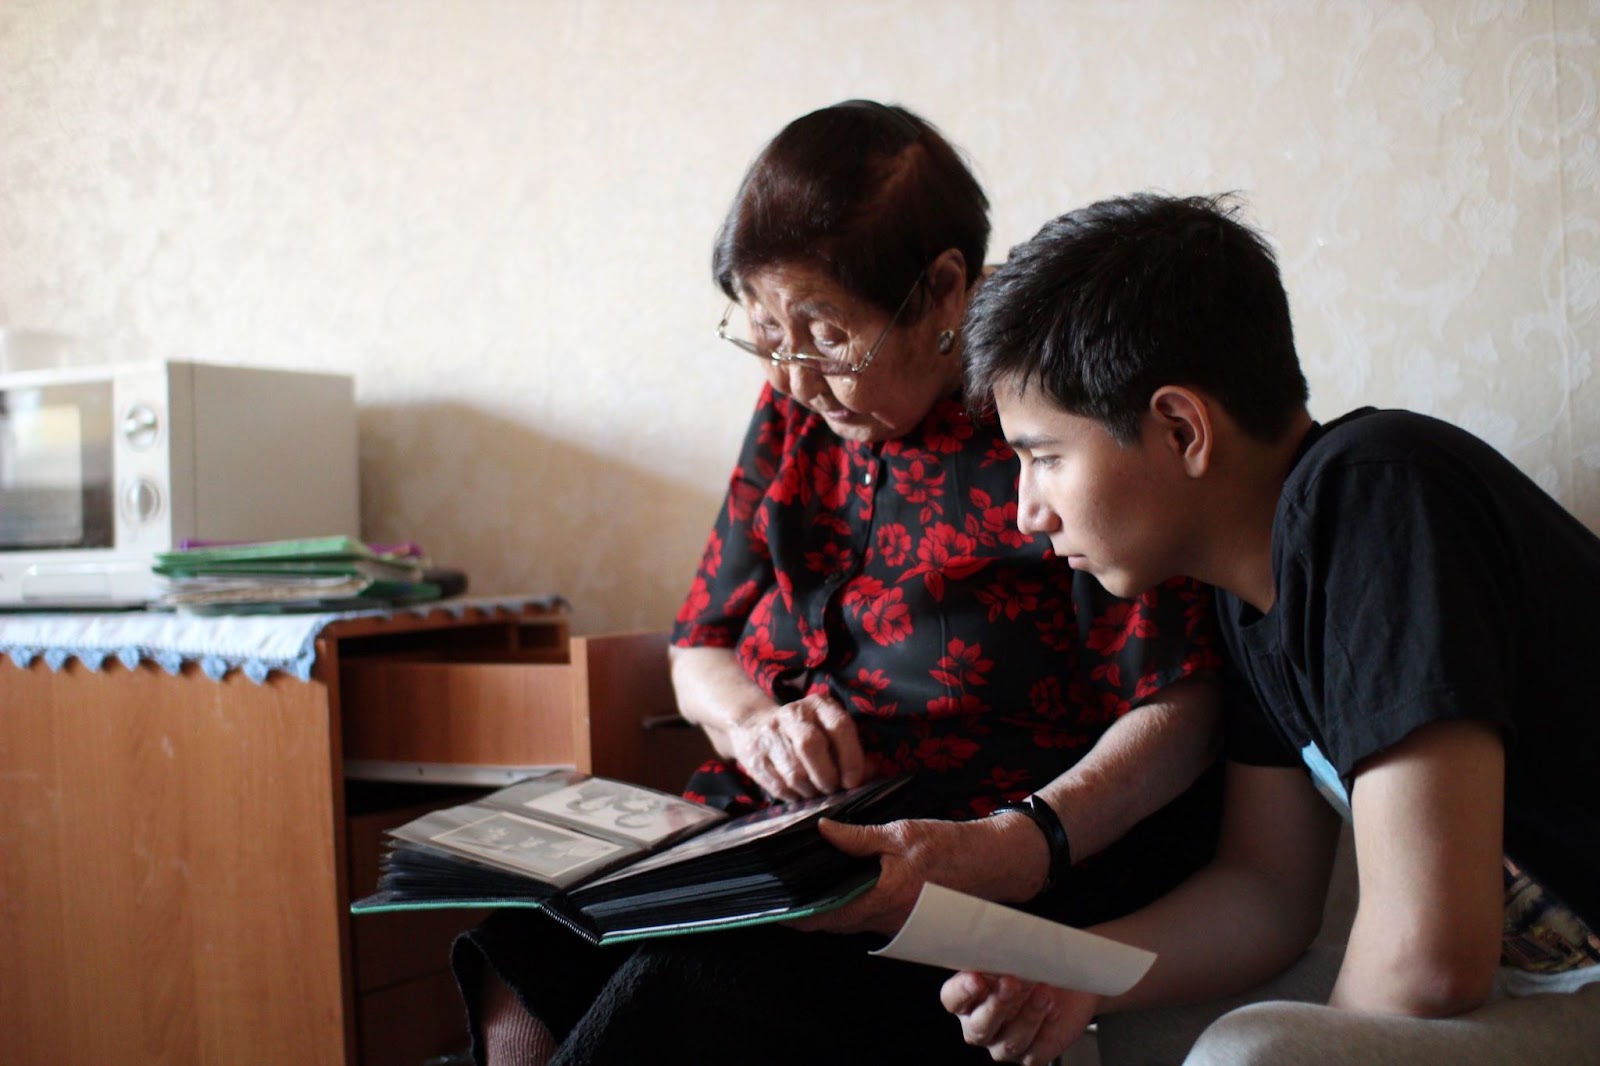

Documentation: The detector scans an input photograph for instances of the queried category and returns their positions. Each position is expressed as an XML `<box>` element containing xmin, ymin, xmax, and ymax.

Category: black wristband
<box><xmin>992</xmin><ymin>794</ymin><xmax>1073</xmax><ymax>891</ymax></box>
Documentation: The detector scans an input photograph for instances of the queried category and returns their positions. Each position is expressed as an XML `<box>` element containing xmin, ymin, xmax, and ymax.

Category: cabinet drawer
<box><xmin>341</xmin><ymin>659</ymin><xmax>583</xmax><ymax>769</ymax></box>
<box><xmin>357</xmin><ymin>969</ymin><xmax>471</xmax><ymax>1066</ymax></box>
<box><xmin>339</xmin><ymin>631</ymin><xmax>717</xmax><ymax>795</ymax></box>
<box><xmin>348</xmin><ymin>796</ymin><xmax>491</xmax><ymax>993</ymax></box>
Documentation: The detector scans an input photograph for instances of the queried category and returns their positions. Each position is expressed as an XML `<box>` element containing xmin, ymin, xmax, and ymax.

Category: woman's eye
<box><xmin>812</xmin><ymin>331</ymin><xmax>846</xmax><ymax>352</ymax></box>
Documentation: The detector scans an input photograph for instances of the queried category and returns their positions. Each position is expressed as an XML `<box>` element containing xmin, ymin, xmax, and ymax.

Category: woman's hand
<box><xmin>940</xmin><ymin>972</ymin><xmax>1100</xmax><ymax>1066</ymax></box>
<box><xmin>669</xmin><ymin>647</ymin><xmax>866</xmax><ymax>802</ymax></box>
<box><xmin>789</xmin><ymin>813</ymin><xmax>1049</xmax><ymax>936</ymax></box>
<box><xmin>723</xmin><ymin>693</ymin><xmax>867</xmax><ymax>802</ymax></box>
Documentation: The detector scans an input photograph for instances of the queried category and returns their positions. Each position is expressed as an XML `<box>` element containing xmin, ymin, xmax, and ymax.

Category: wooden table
<box><xmin>0</xmin><ymin>601</ymin><xmax>708</xmax><ymax>1065</ymax></box>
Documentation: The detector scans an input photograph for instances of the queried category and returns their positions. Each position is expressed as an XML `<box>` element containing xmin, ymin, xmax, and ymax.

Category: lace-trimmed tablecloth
<box><xmin>0</xmin><ymin>594</ymin><xmax>566</xmax><ymax>684</ymax></box>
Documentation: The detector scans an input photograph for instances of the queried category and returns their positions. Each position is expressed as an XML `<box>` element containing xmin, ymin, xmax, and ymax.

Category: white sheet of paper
<box><xmin>871</xmin><ymin>882</ymin><xmax>1156</xmax><ymax>997</ymax></box>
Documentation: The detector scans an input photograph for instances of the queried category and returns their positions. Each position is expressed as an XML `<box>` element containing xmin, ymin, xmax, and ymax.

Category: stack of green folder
<box><xmin>153</xmin><ymin>536</ymin><xmax>442</xmax><ymax>613</ymax></box>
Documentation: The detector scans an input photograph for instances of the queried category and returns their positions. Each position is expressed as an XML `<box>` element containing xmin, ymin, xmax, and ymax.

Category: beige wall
<box><xmin>3</xmin><ymin>0</ymin><xmax>1596</xmax><ymax>633</ymax></box>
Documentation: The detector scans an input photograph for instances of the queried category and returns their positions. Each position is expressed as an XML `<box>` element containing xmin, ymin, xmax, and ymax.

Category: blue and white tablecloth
<box><xmin>0</xmin><ymin>595</ymin><xmax>566</xmax><ymax>684</ymax></box>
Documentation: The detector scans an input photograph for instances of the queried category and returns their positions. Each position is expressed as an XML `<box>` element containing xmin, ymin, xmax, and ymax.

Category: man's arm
<box><xmin>1093</xmin><ymin>760</ymin><xmax>1342</xmax><ymax>1008</ymax></box>
<box><xmin>1335</xmin><ymin>717</ymin><xmax>1505</xmax><ymax>1016</ymax></box>
<box><xmin>943</xmin><ymin>762</ymin><xmax>1342</xmax><ymax>1063</ymax></box>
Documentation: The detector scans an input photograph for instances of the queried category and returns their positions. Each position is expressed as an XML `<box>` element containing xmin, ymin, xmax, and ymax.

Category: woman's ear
<box><xmin>926</xmin><ymin>247</ymin><xmax>969</xmax><ymax>304</ymax></box>
<box><xmin>1149</xmin><ymin>386</ymin><xmax>1214</xmax><ymax>477</ymax></box>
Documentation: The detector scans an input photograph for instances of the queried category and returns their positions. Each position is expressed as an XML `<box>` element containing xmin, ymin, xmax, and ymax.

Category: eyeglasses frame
<box><xmin>716</xmin><ymin>272</ymin><xmax>926</xmax><ymax>377</ymax></box>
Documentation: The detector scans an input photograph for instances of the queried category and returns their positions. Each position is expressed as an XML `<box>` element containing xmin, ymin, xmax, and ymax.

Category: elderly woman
<box><xmin>456</xmin><ymin>100</ymin><xmax>1224</xmax><ymax>1066</ymax></box>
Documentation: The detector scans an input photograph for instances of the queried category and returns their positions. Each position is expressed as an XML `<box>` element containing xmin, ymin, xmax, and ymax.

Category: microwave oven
<box><xmin>0</xmin><ymin>359</ymin><xmax>360</xmax><ymax>607</ymax></box>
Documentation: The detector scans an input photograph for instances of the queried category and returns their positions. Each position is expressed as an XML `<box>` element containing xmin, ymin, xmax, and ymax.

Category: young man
<box><xmin>936</xmin><ymin>194</ymin><xmax>1600</xmax><ymax>1064</ymax></box>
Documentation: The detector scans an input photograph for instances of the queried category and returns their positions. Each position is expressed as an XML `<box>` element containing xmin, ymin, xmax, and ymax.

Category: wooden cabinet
<box><xmin>0</xmin><ymin>604</ymin><xmax>711</xmax><ymax>1066</ymax></box>
<box><xmin>345</xmin><ymin>791</ymin><xmax>490</xmax><ymax>1066</ymax></box>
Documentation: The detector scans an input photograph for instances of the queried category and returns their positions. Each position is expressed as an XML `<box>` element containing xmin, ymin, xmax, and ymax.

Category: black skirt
<box><xmin>452</xmin><ymin>914</ymin><xmax>994</xmax><ymax>1066</ymax></box>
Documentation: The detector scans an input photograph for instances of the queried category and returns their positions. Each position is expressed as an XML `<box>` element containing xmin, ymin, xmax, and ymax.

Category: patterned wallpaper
<box><xmin>2</xmin><ymin>0</ymin><xmax>1596</xmax><ymax>633</ymax></box>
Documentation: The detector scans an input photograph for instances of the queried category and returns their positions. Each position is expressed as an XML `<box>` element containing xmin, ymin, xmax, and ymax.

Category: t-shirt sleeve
<box><xmin>670</xmin><ymin>385</ymin><xmax>782</xmax><ymax>650</ymax></box>
<box><xmin>1223</xmin><ymin>657</ymin><xmax>1299</xmax><ymax>767</ymax></box>
<box><xmin>1288</xmin><ymin>457</ymin><xmax>1519</xmax><ymax>779</ymax></box>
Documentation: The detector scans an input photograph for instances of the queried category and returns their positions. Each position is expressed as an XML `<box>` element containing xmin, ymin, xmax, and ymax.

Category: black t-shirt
<box><xmin>1220</xmin><ymin>408</ymin><xmax>1600</xmax><ymax>928</ymax></box>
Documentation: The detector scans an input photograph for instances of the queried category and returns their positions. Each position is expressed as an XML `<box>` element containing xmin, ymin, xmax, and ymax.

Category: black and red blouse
<box><xmin>673</xmin><ymin>384</ymin><xmax>1221</xmax><ymax>820</ymax></box>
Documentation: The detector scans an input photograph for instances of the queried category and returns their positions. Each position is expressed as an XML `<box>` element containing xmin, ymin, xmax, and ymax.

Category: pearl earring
<box><xmin>937</xmin><ymin>329</ymin><xmax>956</xmax><ymax>354</ymax></box>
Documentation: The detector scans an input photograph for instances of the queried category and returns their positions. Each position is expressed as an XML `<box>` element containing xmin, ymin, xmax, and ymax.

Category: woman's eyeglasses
<box><xmin>716</xmin><ymin>275</ymin><xmax>923</xmax><ymax>377</ymax></box>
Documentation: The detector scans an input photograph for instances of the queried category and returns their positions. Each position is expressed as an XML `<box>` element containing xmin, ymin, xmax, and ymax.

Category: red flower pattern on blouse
<box><xmin>931</xmin><ymin>638</ymin><xmax>994</xmax><ymax>690</ymax></box>
<box><xmin>966</xmin><ymin>488</ymin><xmax>1031</xmax><ymax>549</ymax></box>
<box><xmin>1091</xmin><ymin>660</ymin><xmax>1124</xmax><ymax>691</ymax></box>
<box><xmin>1085</xmin><ymin>600</ymin><xmax>1158</xmax><ymax>656</ymax></box>
<box><xmin>723</xmin><ymin>579</ymin><xmax>761</xmax><ymax>618</ymax></box>
<box><xmin>728</xmin><ymin>473</ymin><xmax>762</xmax><ymax>524</ymax></box>
<box><xmin>675</xmin><ymin>575</ymin><xmax>711</xmax><ymax>624</ymax></box>
<box><xmin>923</xmin><ymin>400</ymin><xmax>977</xmax><ymax>454</ymax></box>
<box><xmin>876</xmin><ymin>523</ymin><xmax>912</xmax><ymax>567</ymax></box>
<box><xmin>812</xmin><ymin>447</ymin><xmax>852</xmax><ymax>510</ymax></box>
<box><xmin>979</xmin><ymin>766</ymin><xmax>1031</xmax><ymax>805</ymax></box>
<box><xmin>861</xmin><ymin>586</ymin><xmax>914</xmax><ymax>646</ymax></box>
<box><xmin>913</xmin><ymin>732</ymin><xmax>982</xmax><ymax>771</ymax></box>
<box><xmin>768</xmin><ymin>450</ymin><xmax>811</xmax><ymax>507</ymax></box>
<box><xmin>907</xmin><ymin>523</ymin><xmax>986</xmax><ymax>601</ymax></box>
<box><xmin>737</xmin><ymin>625</ymin><xmax>796</xmax><ymax>693</ymax></box>
<box><xmin>890</xmin><ymin>454</ymin><xmax>947</xmax><ymax>524</ymax></box>
<box><xmin>1028</xmin><ymin>674</ymin><xmax>1066</xmax><ymax>719</ymax></box>
<box><xmin>804</xmin><ymin>540</ymin><xmax>853</xmax><ymax>576</ymax></box>
<box><xmin>976</xmin><ymin>570</ymin><xmax>1045</xmax><ymax>622</ymax></box>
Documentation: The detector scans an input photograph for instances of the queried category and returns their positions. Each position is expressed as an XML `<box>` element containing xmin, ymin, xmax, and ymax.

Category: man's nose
<box><xmin>1016</xmin><ymin>472</ymin><xmax>1060</xmax><ymax>536</ymax></box>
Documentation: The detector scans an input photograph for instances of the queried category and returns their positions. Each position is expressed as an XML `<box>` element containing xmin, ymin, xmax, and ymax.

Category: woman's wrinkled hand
<box><xmin>727</xmin><ymin>693</ymin><xmax>866</xmax><ymax>802</ymax></box>
<box><xmin>789</xmin><ymin>814</ymin><xmax>1048</xmax><ymax>937</ymax></box>
<box><xmin>939</xmin><ymin>971</ymin><xmax>1100</xmax><ymax>1066</ymax></box>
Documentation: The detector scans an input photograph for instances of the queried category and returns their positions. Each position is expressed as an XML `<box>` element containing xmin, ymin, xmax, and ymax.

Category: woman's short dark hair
<box><xmin>963</xmin><ymin>192</ymin><xmax>1309</xmax><ymax>444</ymax></box>
<box><xmin>713</xmin><ymin>100</ymin><xmax>989</xmax><ymax>320</ymax></box>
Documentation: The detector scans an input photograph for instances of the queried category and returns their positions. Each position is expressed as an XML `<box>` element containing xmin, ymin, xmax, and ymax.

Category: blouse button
<box><xmin>863</xmin><ymin>471</ymin><xmax>873</xmax><ymax>486</ymax></box>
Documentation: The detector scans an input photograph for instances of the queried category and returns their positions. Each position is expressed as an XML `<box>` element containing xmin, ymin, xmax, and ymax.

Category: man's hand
<box><xmin>940</xmin><ymin>971</ymin><xmax>1100</xmax><ymax>1065</ymax></box>
<box><xmin>788</xmin><ymin>814</ymin><xmax>1049</xmax><ymax>936</ymax></box>
<box><xmin>722</xmin><ymin>693</ymin><xmax>867</xmax><ymax>803</ymax></box>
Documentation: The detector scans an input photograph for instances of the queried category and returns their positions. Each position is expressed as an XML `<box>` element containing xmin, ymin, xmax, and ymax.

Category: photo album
<box><xmin>351</xmin><ymin>770</ymin><xmax>912</xmax><ymax>945</ymax></box>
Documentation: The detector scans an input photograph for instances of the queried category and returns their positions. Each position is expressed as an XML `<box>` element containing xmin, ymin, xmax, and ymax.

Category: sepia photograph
<box><xmin>432</xmin><ymin>810</ymin><xmax>623</xmax><ymax>881</ymax></box>
<box><xmin>520</xmin><ymin>778</ymin><xmax>720</xmax><ymax>845</ymax></box>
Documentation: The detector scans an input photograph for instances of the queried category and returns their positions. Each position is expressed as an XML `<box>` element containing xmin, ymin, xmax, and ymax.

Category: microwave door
<box><xmin>0</xmin><ymin>382</ymin><xmax>114</xmax><ymax>551</ymax></box>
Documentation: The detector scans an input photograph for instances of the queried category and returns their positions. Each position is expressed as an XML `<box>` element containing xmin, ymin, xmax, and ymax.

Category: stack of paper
<box><xmin>154</xmin><ymin>536</ymin><xmax>445</xmax><ymax>613</ymax></box>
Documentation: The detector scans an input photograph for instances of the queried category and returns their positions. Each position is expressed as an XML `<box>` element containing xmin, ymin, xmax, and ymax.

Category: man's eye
<box><xmin>1031</xmin><ymin>455</ymin><xmax>1059</xmax><ymax>469</ymax></box>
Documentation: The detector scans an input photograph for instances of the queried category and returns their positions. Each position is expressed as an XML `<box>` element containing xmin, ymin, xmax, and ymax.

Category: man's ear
<box><xmin>1149</xmin><ymin>386</ymin><xmax>1213</xmax><ymax>477</ymax></box>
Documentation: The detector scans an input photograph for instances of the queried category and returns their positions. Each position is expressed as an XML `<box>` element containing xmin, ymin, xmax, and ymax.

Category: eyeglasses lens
<box><xmin>717</xmin><ymin>304</ymin><xmax>857</xmax><ymax>376</ymax></box>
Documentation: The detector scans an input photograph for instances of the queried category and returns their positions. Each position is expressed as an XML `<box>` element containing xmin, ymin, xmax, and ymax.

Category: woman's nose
<box><xmin>783</xmin><ymin>359</ymin><xmax>829</xmax><ymax>397</ymax></box>
<box><xmin>764</xmin><ymin>360</ymin><xmax>826</xmax><ymax>402</ymax></box>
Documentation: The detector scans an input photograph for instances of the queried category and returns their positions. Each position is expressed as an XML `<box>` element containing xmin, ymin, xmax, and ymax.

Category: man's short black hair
<box><xmin>963</xmin><ymin>192</ymin><xmax>1308</xmax><ymax>444</ymax></box>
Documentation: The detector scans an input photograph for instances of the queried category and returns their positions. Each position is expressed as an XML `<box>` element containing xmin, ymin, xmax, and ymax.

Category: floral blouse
<box><xmin>672</xmin><ymin>384</ymin><xmax>1221</xmax><ymax>821</ymax></box>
